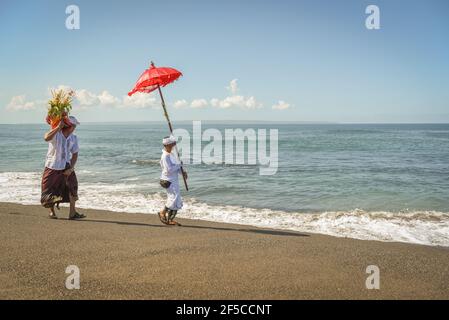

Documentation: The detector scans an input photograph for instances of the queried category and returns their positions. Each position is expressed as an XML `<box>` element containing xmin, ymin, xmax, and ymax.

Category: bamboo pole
<box><xmin>157</xmin><ymin>84</ymin><xmax>189</xmax><ymax>191</ymax></box>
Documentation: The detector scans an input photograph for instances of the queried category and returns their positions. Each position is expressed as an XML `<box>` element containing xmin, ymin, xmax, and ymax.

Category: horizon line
<box><xmin>1</xmin><ymin>120</ymin><xmax>449</xmax><ymax>125</ymax></box>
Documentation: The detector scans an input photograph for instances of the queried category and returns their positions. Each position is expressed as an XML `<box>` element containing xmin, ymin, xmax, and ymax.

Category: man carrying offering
<box><xmin>41</xmin><ymin>116</ymin><xmax>86</xmax><ymax>220</ymax></box>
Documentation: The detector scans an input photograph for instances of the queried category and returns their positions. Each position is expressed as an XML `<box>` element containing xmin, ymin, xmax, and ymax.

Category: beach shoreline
<box><xmin>1</xmin><ymin>202</ymin><xmax>448</xmax><ymax>299</ymax></box>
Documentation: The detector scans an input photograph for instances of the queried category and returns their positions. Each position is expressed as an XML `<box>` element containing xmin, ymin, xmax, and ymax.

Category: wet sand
<box><xmin>0</xmin><ymin>202</ymin><xmax>448</xmax><ymax>299</ymax></box>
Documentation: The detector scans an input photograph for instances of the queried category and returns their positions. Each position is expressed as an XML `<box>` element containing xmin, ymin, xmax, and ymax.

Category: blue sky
<box><xmin>0</xmin><ymin>0</ymin><xmax>448</xmax><ymax>123</ymax></box>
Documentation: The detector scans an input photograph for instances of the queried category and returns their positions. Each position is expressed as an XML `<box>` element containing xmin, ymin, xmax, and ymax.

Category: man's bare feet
<box><xmin>69</xmin><ymin>212</ymin><xmax>86</xmax><ymax>220</ymax></box>
<box><xmin>158</xmin><ymin>210</ymin><xmax>168</xmax><ymax>225</ymax></box>
<box><xmin>49</xmin><ymin>206</ymin><xmax>57</xmax><ymax>219</ymax></box>
<box><xmin>167</xmin><ymin>220</ymin><xmax>182</xmax><ymax>226</ymax></box>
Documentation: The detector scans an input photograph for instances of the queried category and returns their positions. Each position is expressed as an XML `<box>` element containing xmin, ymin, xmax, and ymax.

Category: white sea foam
<box><xmin>1</xmin><ymin>171</ymin><xmax>449</xmax><ymax>247</ymax></box>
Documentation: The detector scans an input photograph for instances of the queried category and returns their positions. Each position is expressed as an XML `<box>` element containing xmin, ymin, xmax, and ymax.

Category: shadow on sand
<box><xmin>69</xmin><ymin>218</ymin><xmax>310</xmax><ymax>238</ymax></box>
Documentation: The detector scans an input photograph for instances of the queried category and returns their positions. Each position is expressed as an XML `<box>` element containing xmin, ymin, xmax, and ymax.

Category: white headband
<box><xmin>162</xmin><ymin>135</ymin><xmax>177</xmax><ymax>146</ymax></box>
<box><xmin>68</xmin><ymin>115</ymin><xmax>80</xmax><ymax>126</ymax></box>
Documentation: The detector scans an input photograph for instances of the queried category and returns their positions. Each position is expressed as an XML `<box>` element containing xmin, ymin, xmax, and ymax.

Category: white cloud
<box><xmin>168</xmin><ymin>79</ymin><xmax>260</xmax><ymax>110</ymax></box>
<box><xmin>210</xmin><ymin>98</ymin><xmax>220</xmax><ymax>107</ymax></box>
<box><xmin>6</xmin><ymin>86</ymin><xmax>163</xmax><ymax>112</ymax></box>
<box><xmin>272</xmin><ymin>100</ymin><xmax>290</xmax><ymax>110</ymax></box>
<box><xmin>98</xmin><ymin>90</ymin><xmax>120</xmax><ymax>106</ymax></box>
<box><xmin>52</xmin><ymin>85</ymin><xmax>158</xmax><ymax>109</ymax></box>
<box><xmin>190</xmin><ymin>99</ymin><xmax>208</xmax><ymax>108</ymax></box>
<box><xmin>212</xmin><ymin>96</ymin><xmax>239</xmax><ymax>108</ymax></box>
<box><xmin>173</xmin><ymin>99</ymin><xmax>188</xmax><ymax>109</ymax></box>
<box><xmin>47</xmin><ymin>86</ymin><xmax>101</xmax><ymax>109</ymax></box>
<box><xmin>7</xmin><ymin>85</ymin><xmax>77</xmax><ymax>112</ymax></box>
<box><xmin>209</xmin><ymin>79</ymin><xmax>262</xmax><ymax>109</ymax></box>
<box><xmin>121</xmin><ymin>92</ymin><xmax>159</xmax><ymax>109</ymax></box>
<box><xmin>76</xmin><ymin>89</ymin><xmax>99</xmax><ymax>106</ymax></box>
<box><xmin>6</xmin><ymin>95</ymin><xmax>36</xmax><ymax>111</ymax></box>
<box><xmin>47</xmin><ymin>85</ymin><xmax>72</xmax><ymax>96</ymax></box>
<box><xmin>6</xmin><ymin>79</ymin><xmax>280</xmax><ymax>114</ymax></box>
<box><xmin>210</xmin><ymin>95</ymin><xmax>261</xmax><ymax>109</ymax></box>
<box><xmin>245</xmin><ymin>96</ymin><xmax>258</xmax><ymax>109</ymax></box>
<box><xmin>226</xmin><ymin>79</ymin><xmax>239</xmax><ymax>94</ymax></box>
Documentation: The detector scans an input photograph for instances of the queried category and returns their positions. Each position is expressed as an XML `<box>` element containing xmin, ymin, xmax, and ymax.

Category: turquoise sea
<box><xmin>1</xmin><ymin>122</ymin><xmax>448</xmax><ymax>246</ymax></box>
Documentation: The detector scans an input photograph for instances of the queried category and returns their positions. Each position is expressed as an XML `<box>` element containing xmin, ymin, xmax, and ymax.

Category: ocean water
<box><xmin>1</xmin><ymin>122</ymin><xmax>449</xmax><ymax>247</ymax></box>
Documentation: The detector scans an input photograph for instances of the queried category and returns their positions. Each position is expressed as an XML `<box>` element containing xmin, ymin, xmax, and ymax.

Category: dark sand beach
<box><xmin>0</xmin><ymin>202</ymin><xmax>448</xmax><ymax>300</ymax></box>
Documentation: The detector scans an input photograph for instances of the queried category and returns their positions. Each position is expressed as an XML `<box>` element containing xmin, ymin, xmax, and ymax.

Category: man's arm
<box><xmin>44</xmin><ymin>121</ymin><xmax>64</xmax><ymax>141</ymax></box>
<box><xmin>64</xmin><ymin>152</ymin><xmax>78</xmax><ymax>176</ymax></box>
<box><xmin>70</xmin><ymin>152</ymin><xmax>78</xmax><ymax>168</ymax></box>
<box><xmin>164</xmin><ymin>155</ymin><xmax>181</xmax><ymax>176</ymax></box>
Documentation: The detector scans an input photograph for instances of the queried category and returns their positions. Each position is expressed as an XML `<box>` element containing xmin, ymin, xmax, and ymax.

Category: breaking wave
<box><xmin>1</xmin><ymin>171</ymin><xmax>448</xmax><ymax>247</ymax></box>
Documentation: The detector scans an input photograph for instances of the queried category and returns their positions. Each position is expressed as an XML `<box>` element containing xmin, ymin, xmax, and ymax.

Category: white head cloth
<box><xmin>162</xmin><ymin>135</ymin><xmax>177</xmax><ymax>146</ymax></box>
<box><xmin>68</xmin><ymin>116</ymin><xmax>80</xmax><ymax>126</ymax></box>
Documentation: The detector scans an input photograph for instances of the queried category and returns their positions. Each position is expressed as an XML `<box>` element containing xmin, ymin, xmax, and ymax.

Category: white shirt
<box><xmin>160</xmin><ymin>149</ymin><xmax>181</xmax><ymax>182</ymax></box>
<box><xmin>45</xmin><ymin>131</ymin><xmax>79</xmax><ymax>170</ymax></box>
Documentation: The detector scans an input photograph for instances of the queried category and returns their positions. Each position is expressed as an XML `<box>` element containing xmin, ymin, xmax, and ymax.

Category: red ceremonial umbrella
<box><xmin>128</xmin><ymin>61</ymin><xmax>188</xmax><ymax>190</ymax></box>
<box><xmin>127</xmin><ymin>62</ymin><xmax>182</xmax><ymax>96</ymax></box>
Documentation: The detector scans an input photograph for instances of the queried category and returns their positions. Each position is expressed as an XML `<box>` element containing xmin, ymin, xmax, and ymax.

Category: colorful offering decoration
<box><xmin>46</xmin><ymin>89</ymin><xmax>75</xmax><ymax>128</ymax></box>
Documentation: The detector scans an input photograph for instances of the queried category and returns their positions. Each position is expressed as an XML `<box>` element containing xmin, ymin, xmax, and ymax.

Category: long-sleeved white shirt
<box><xmin>160</xmin><ymin>149</ymin><xmax>182</xmax><ymax>182</ymax></box>
<box><xmin>45</xmin><ymin>131</ymin><xmax>79</xmax><ymax>170</ymax></box>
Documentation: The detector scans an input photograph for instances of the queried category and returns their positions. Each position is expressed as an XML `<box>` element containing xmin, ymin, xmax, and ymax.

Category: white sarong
<box><xmin>165</xmin><ymin>178</ymin><xmax>183</xmax><ymax>210</ymax></box>
<box><xmin>160</xmin><ymin>149</ymin><xmax>183</xmax><ymax>210</ymax></box>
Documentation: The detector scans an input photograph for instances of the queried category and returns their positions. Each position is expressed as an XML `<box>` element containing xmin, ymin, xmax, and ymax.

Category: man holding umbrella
<box><xmin>128</xmin><ymin>61</ymin><xmax>189</xmax><ymax>225</ymax></box>
<box><xmin>159</xmin><ymin>135</ymin><xmax>188</xmax><ymax>226</ymax></box>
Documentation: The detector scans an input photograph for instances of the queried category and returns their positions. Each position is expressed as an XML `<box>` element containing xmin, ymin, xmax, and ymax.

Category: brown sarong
<box><xmin>41</xmin><ymin>163</ymin><xmax>78</xmax><ymax>208</ymax></box>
